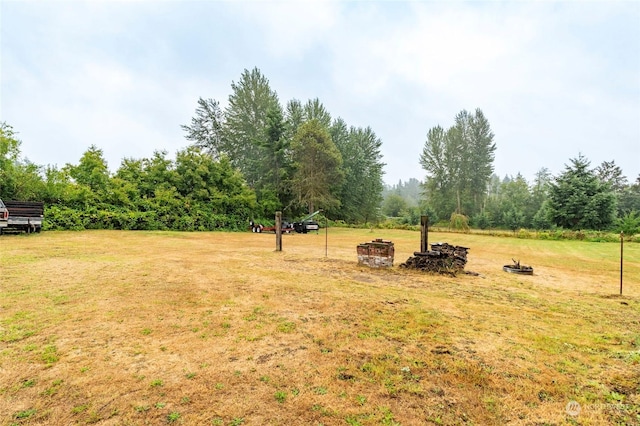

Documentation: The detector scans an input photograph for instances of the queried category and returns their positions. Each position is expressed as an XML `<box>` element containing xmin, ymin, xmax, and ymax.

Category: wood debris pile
<box><xmin>400</xmin><ymin>242</ymin><xmax>469</xmax><ymax>275</ymax></box>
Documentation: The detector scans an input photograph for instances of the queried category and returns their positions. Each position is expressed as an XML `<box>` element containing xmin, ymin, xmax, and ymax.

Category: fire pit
<box><xmin>503</xmin><ymin>259</ymin><xmax>533</xmax><ymax>275</ymax></box>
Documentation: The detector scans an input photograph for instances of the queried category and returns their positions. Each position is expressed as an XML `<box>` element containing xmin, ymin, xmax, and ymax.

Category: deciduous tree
<box><xmin>290</xmin><ymin>120</ymin><xmax>344</xmax><ymax>213</ymax></box>
<box><xmin>303</xmin><ymin>98</ymin><xmax>332</xmax><ymax>129</ymax></box>
<box><xmin>382</xmin><ymin>193</ymin><xmax>408</xmax><ymax>217</ymax></box>
<box><xmin>181</xmin><ymin>97</ymin><xmax>225</xmax><ymax>159</ymax></box>
<box><xmin>67</xmin><ymin>145</ymin><xmax>110</xmax><ymax>195</ymax></box>
<box><xmin>596</xmin><ymin>160</ymin><xmax>627</xmax><ymax>193</ymax></box>
<box><xmin>0</xmin><ymin>122</ymin><xmax>23</xmax><ymax>199</ymax></box>
<box><xmin>420</xmin><ymin>109</ymin><xmax>496</xmax><ymax>219</ymax></box>
<box><xmin>618</xmin><ymin>175</ymin><xmax>640</xmax><ymax>215</ymax></box>
<box><xmin>223</xmin><ymin>67</ymin><xmax>280</xmax><ymax>188</ymax></box>
<box><xmin>330</xmin><ymin>119</ymin><xmax>385</xmax><ymax>223</ymax></box>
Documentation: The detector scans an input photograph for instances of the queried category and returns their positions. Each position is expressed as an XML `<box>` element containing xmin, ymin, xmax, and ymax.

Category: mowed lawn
<box><xmin>0</xmin><ymin>229</ymin><xmax>638</xmax><ymax>425</ymax></box>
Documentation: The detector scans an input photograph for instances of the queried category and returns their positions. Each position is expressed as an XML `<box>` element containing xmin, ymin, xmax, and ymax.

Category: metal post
<box><xmin>620</xmin><ymin>231</ymin><xmax>624</xmax><ymax>295</ymax></box>
<box><xmin>275</xmin><ymin>211</ymin><xmax>282</xmax><ymax>252</ymax></box>
<box><xmin>325</xmin><ymin>215</ymin><xmax>328</xmax><ymax>258</ymax></box>
<box><xmin>420</xmin><ymin>216</ymin><xmax>429</xmax><ymax>253</ymax></box>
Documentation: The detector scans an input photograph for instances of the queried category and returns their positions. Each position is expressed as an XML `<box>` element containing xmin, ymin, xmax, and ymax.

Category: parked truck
<box><xmin>0</xmin><ymin>200</ymin><xmax>8</xmax><ymax>232</ymax></box>
<box><xmin>0</xmin><ymin>199</ymin><xmax>44</xmax><ymax>234</ymax></box>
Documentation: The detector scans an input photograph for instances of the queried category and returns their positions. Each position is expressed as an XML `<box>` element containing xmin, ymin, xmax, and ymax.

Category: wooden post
<box><xmin>620</xmin><ymin>231</ymin><xmax>624</xmax><ymax>295</ymax></box>
<box><xmin>420</xmin><ymin>216</ymin><xmax>429</xmax><ymax>253</ymax></box>
<box><xmin>275</xmin><ymin>211</ymin><xmax>282</xmax><ymax>252</ymax></box>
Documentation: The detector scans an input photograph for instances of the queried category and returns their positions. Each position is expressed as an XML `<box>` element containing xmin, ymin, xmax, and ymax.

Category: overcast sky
<box><xmin>2</xmin><ymin>1</ymin><xmax>639</xmax><ymax>186</ymax></box>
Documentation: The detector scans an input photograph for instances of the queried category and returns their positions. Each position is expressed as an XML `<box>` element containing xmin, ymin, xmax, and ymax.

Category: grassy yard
<box><xmin>0</xmin><ymin>229</ymin><xmax>638</xmax><ymax>425</ymax></box>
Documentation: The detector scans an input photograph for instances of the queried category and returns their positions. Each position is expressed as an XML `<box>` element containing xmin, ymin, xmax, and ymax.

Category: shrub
<box><xmin>449</xmin><ymin>213</ymin><xmax>470</xmax><ymax>232</ymax></box>
<box><xmin>616</xmin><ymin>211</ymin><xmax>640</xmax><ymax>236</ymax></box>
<box><xmin>44</xmin><ymin>206</ymin><xmax>86</xmax><ymax>230</ymax></box>
<box><xmin>472</xmin><ymin>212</ymin><xmax>491</xmax><ymax>230</ymax></box>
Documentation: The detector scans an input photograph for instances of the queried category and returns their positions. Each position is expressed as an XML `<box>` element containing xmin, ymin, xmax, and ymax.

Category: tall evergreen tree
<box><xmin>547</xmin><ymin>154</ymin><xmax>617</xmax><ymax>230</ymax></box>
<box><xmin>257</xmin><ymin>105</ymin><xmax>291</xmax><ymax>212</ymax></box>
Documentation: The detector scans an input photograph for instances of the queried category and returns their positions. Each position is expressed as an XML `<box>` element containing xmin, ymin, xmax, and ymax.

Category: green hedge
<box><xmin>44</xmin><ymin>205</ymin><xmax>250</xmax><ymax>232</ymax></box>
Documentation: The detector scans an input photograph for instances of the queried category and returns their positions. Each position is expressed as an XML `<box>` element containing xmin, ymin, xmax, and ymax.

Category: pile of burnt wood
<box><xmin>400</xmin><ymin>242</ymin><xmax>469</xmax><ymax>275</ymax></box>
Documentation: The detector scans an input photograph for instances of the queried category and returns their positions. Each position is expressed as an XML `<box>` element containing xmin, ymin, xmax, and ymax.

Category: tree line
<box><xmin>0</xmin><ymin>67</ymin><xmax>385</xmax><ymax>230</ymax></box>
<box><xmin>2</xmin><ymin>68</ymin><xmax>638</xmax><ymax>234</ymax></box>
<box><xmin>0</xmin><ymin>124</ymin><xmax>256</xmax><ymax>230</ymax></box>
<box><xmin>182</xmin><ymin>67</ymin><xmax>385</xmax><ymax>223</ymax></box>
<box><xmin>403</xmin><ymin>110</ymin><xmax>640</xmax><ymax>234</ymax></box>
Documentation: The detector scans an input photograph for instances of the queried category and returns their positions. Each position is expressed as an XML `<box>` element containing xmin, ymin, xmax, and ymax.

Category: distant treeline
<box><xmin>1</xmin><ymin>68</ymin><xmax>638</xmax><ymax>235</ymax></box>
<box><xmin>383</xmin><ymin>158</ymin><xmax>640</xmax><ymax>235</ymax></box>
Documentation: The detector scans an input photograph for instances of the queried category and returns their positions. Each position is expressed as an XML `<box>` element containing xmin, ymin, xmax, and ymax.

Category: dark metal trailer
<box><xmin>250</xmin><ymin>210</ymin><xmax>321</xmax><ymax>234</ymax></box>
<box><xmin>1</xmin><ymin>200</ymin><xmax>44</xmax><ymax>234</ymax></box>
<box><xmin>250</xmin><ymin>220</ymin><xmax>295</xmax><ymax>233</ymax></box>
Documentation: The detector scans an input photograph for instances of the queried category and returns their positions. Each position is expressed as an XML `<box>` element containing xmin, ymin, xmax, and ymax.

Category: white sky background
<box><xmin>1</xmin><ymin>0</ymin><xmax>639</xmax><ymax>186</ymax></box>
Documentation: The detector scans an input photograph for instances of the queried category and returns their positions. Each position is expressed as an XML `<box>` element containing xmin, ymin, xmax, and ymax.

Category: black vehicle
<box><xmin>250</xmin><ymin>211</ymin><xmax>321</xmax><ymax>234</ymax></box>
<box><xmin>292</xmin><ymin>211</ymin><xmax>321</xmax><ymax>234</ymax></box>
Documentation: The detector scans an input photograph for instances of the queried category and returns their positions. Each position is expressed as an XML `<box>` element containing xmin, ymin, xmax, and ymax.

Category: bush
<box><xmin>516</xmin><ymin>228</ymin><xmax>533</xmax><ymax>239</ymax></box>
<box><xmin>472</xmin><ymin>212</ymin><xmax>491</xmax><ymax>230</ymax></box>
<box><xmin>531</xmin><ymin>204</ymin><xmax>553</xmax><ymax>230</ymax></box>
<box><xmin>44</xmin><ymin>206</ymin><xmax>86</xmax><ymax>230</ymax></box>
<box><xmin>616</xmin><ymin>211</ymin><xmax>640</xmax><ymax>236</ymax></box>
<box><xmin>449</xmin><ymin>213</ymin><xmax>470</xmax><ymax>232</ymax></box>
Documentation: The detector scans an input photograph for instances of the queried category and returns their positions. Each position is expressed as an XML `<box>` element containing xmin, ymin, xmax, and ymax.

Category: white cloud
<box><xmin>312</xmin><ymin>2</ymin><xmax>639</xmax><ymax>182</ymax></box>
<box><xmin>238</xmin><ymin>0</ymin><xmax>341</xmax><ymax>58</ymax></box>
<box><xmin>2</xmin><ymin>0</ymin><xmax>638</xmax><ymax>184</ymax></box>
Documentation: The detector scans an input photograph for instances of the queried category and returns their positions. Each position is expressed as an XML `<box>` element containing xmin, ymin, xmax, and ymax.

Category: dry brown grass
<box><xmin>0</xmin><ymin>229</ymin><xmax>638</xmax><ymax>425</ymax></box>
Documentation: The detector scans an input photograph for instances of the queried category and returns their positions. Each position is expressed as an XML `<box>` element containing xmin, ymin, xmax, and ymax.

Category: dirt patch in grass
<box><xmin>0</xmin><ymin>229</ymin><xmax>638</xmax><ymax>425</ymax></box>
